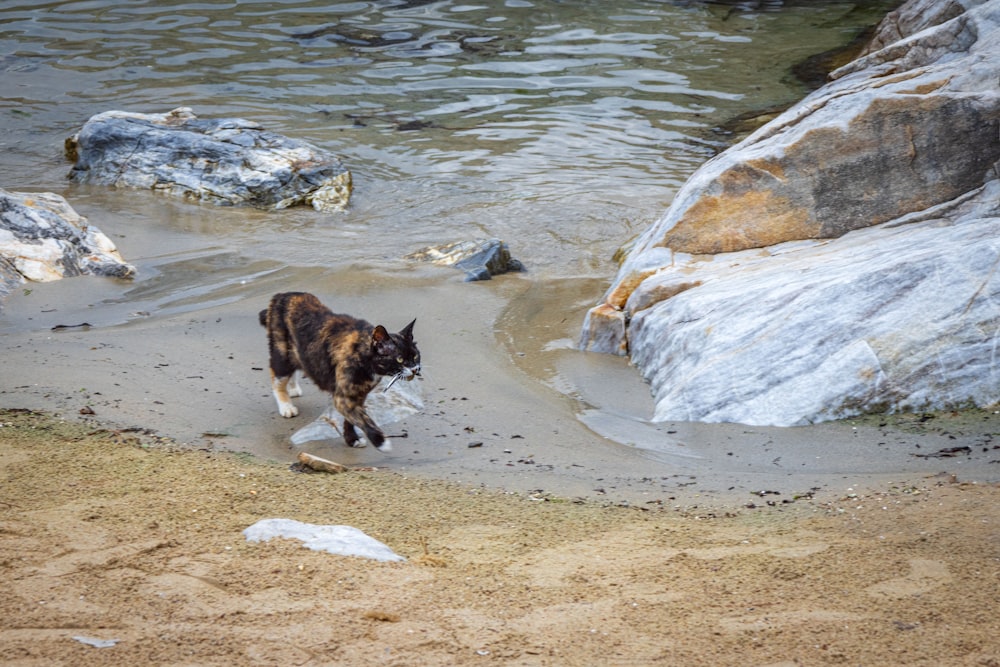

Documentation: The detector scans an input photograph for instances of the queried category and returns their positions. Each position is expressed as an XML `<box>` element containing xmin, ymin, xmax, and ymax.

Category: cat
<box><xmin>259</xmin><ymin>291</ymin><xmax>420</xmax><ymax>452</ymax></box>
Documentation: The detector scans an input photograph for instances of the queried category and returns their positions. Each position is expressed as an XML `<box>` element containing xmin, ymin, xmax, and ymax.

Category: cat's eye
<box><xmin>396</xmin><ymin>356</ymin><xmax>404</xmax><ymax>363</ymax></box>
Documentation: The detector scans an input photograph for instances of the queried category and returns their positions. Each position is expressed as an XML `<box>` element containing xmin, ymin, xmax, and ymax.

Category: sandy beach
<box><xmin>2</xmin><ymin>407</ymin><xmax>998</xmax><ymax>665</ymax></box>
<box><xmin>3</xmin><ymin>266</ymin><xmax>1000</xmax><ymax>665</ymax></box>
<box><xmin>3</xmin><ymin>0</ymin><xmax>998</xmax><ymax>661</ymax></box>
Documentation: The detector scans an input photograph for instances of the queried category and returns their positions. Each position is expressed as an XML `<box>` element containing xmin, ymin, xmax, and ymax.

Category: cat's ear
<box><xmin>400</xmin><ymin>318</ymin><xmax>416</xmax><ymax>338</ymax></box>
<box><xmin>372</xmin><ymin>325</ymin><xmax>390</xmax><ymax>344</ymax></box>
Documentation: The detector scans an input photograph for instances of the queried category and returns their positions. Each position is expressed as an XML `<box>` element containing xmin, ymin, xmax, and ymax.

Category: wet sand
<box><xmin>2</xmin><ymin>267</ymin><xmax>998</xmax><ymax>508</ymax></box>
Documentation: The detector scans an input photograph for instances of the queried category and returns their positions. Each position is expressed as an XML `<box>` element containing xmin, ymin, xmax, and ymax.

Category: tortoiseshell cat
<box><xmin>259</xmin><ymin>292</ymin><xmax>420</xmax><ymax>452</ymax></box>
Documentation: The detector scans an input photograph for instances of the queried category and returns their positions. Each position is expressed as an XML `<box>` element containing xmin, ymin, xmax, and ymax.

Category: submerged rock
<box><xmin>405</xmin><ymin>238</ymin><xmax>524</xmax><ymax>281</ymax></box>
<box><xmin>65</xmin><ymin>107</ymin><xmax>352</xmax><ymax>211</ymax></box>
<box><xmin>0</xmin><ymin>188</ymin><xmax>135</xmax><ymax>305</ymax></box>
<box><xmin>582</xmin><ymin>0</ymin><xmax>1000</xmax><ymax>425</ymax></box>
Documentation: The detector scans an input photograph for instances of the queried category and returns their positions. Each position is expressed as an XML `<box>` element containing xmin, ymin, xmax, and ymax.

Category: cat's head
<box><xmin>371</xmin><ymin>319</ymin><xmax>421</xmax><ymax>380</ymax></box>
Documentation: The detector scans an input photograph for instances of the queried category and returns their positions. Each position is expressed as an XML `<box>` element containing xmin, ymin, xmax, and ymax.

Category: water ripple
<box><xmin>0</xmin><ymin>0</ymin><xmax>899</xmax><ymax>276</ymax></box>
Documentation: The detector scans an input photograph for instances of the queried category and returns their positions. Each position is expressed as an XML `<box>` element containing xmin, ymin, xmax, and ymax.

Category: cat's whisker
<box><xmin>383</xmin><ymin>373</ymin><xmax>403</xmax><ymax>393</ymax></box>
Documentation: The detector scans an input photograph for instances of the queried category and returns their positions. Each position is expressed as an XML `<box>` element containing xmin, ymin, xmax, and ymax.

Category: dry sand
<box><xmin>1</xmin><ymin>408</ymin><xmax>998</xmax><ymax>666</ymax></box>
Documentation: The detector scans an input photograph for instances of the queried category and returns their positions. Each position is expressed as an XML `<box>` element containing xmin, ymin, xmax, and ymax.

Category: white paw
<box><xmin>287</xmin><ymin>380</ymin><xmax>303</xmax><ymax>398</ymax></box>
<box><xmin>375</xmin><ymin>438</ymin><xmax>392</xmax><ymax>453</ymax></box>
<box><xmin>278</xmin><ymin>402</ymin><xmax>299</xmax><ymax>418</ymax></box>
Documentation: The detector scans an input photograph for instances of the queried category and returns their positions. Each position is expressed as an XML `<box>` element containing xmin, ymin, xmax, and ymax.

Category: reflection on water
<box><xmin>1</xmin><ymin>0</ymin><xmax>896</xmax><ymax>272</ymax></box>
<box><xmin>0</xmin><ymin>0</ymin><xmax>897</xmax><ymax>437</ymax></box>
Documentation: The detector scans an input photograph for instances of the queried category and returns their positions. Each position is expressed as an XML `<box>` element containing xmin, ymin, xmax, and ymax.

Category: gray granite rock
<box><xmin>630</xmin><ymin>181</ymin><xmax>1000</xmax><ymax>426</ymax></box>
<box><xmin>0</xmin><ymin>189</ymin><xmax>135</xmax><ymax>307</ymax></box>
<box><xmin>406</xmin><ymin>239</ymin><xmax>524</xmax><ymax>281</ymax></box>
<box><xmin>66</xmin><ymin>107</ymin><xmax>352</xmax><ymax>211</ymax></box>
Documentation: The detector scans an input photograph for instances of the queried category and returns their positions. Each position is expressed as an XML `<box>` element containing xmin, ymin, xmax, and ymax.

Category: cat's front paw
<box><xmin>278</xmin><ymin>402</ymin><xmax>299</xmax><ymax>418</ymax></box>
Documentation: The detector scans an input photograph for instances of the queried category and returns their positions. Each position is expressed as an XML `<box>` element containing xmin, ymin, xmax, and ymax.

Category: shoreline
<box><xmin>2</xmin><ymin>271</ymin><xmax>998</xmax><ymax>510</ymax></box>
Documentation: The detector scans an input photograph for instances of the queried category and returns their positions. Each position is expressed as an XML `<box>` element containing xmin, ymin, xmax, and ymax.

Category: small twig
<box><xmin>298</xmin><ymin>452</ymin><xmax>348</xmax><ymax>473</ymax></box>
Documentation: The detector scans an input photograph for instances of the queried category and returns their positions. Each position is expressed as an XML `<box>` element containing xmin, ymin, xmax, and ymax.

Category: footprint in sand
<box><xmin>865</xmin><ymin>558</ymin><xmax>952</xmax><ymax>598</ymax></box>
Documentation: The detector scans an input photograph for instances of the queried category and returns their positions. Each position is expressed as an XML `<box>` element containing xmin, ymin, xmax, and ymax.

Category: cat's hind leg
<box><xmin>267</xmin><ymin>326</ymin><xmax>299</xmax><ymax>416</ymax></box>
<box><xmin>271</xmin><ymin>371</ymin><xmax>299</xmax><ymax>418</ymax></box>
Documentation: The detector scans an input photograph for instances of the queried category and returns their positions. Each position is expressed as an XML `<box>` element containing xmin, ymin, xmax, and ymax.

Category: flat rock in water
<box><xmin>0</xmin><ymin>188</ymin><xmax>135</xmax><ymax>306</ymax></box>
<box><xmin>405</xmin><ymin>238</ymin><xmax>524</xmax><ymax>281</ymax></box>
<box><xmin>65</xmin><ymin>107</ymin><xmax>352</xmax><ymax>211</ymax></box>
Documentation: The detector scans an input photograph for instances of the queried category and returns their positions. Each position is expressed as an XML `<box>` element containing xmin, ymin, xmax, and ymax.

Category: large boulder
<box><xmin>0</xmin><ymin>188</ymin><xmax>135</xmax><ymax>303</ymax></box>
<box><xmin>65</xmin><ymin>107</ymin><xmax>352</xmax><ymax>211</ymax></box>
<box><xmin>629</xmin><ymin>182</ymin><xmax>1000</xmax><ymax>426</ymax></box>
<box><xmin>581</xmin><ymin>0</ymin><xmax>1000</xmax><ymax>425</ymax></box>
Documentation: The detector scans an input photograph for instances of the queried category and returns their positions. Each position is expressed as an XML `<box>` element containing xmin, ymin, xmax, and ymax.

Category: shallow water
<box><xmin>0</xmin><ymin>0</ymin><xmax>898</xmax><ymax>448</ymax></box>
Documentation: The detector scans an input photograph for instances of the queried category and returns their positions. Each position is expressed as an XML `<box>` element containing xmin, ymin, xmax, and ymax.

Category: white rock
<box><xmin>243</xmin><ymin>519</ymin><xmax>405</xmax><ymax>562</ymax></box>
<box><xmin>581</xmin><ymin>0</ymin><xmax>1000</xmax><ymax>425</ymax></box>
<box><xmin>66</xmin><ymin>107</ymin><xmax>353</xmax><ymax>212</ymax></box>
<box><xmin>0</xmin><ymin>189</ymin><xmax>135</xmax><ymax>302</ymax></box>
<box><xmin>629</xmin><ymin>181</ymin><xmax>1000</xmax><ymax>426</ymax></box>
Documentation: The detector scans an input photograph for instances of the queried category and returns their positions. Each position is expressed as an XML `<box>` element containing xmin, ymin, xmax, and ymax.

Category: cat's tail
<box><xmin>258</xmin><ymin>309</ymin><xmax>268</xmax><ymax>327</ymax></box>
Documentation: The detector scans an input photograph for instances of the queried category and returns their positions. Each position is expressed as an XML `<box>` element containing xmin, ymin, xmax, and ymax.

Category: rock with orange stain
<box><xmin>580</xmin><ymin>303</ymin><xmax>628</xmax><ymax>355</ymax></box>
<box><xmin>581</xmin><ymin>0</ymin><xmax>1000</xmax><ymax>426</ymax></box>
